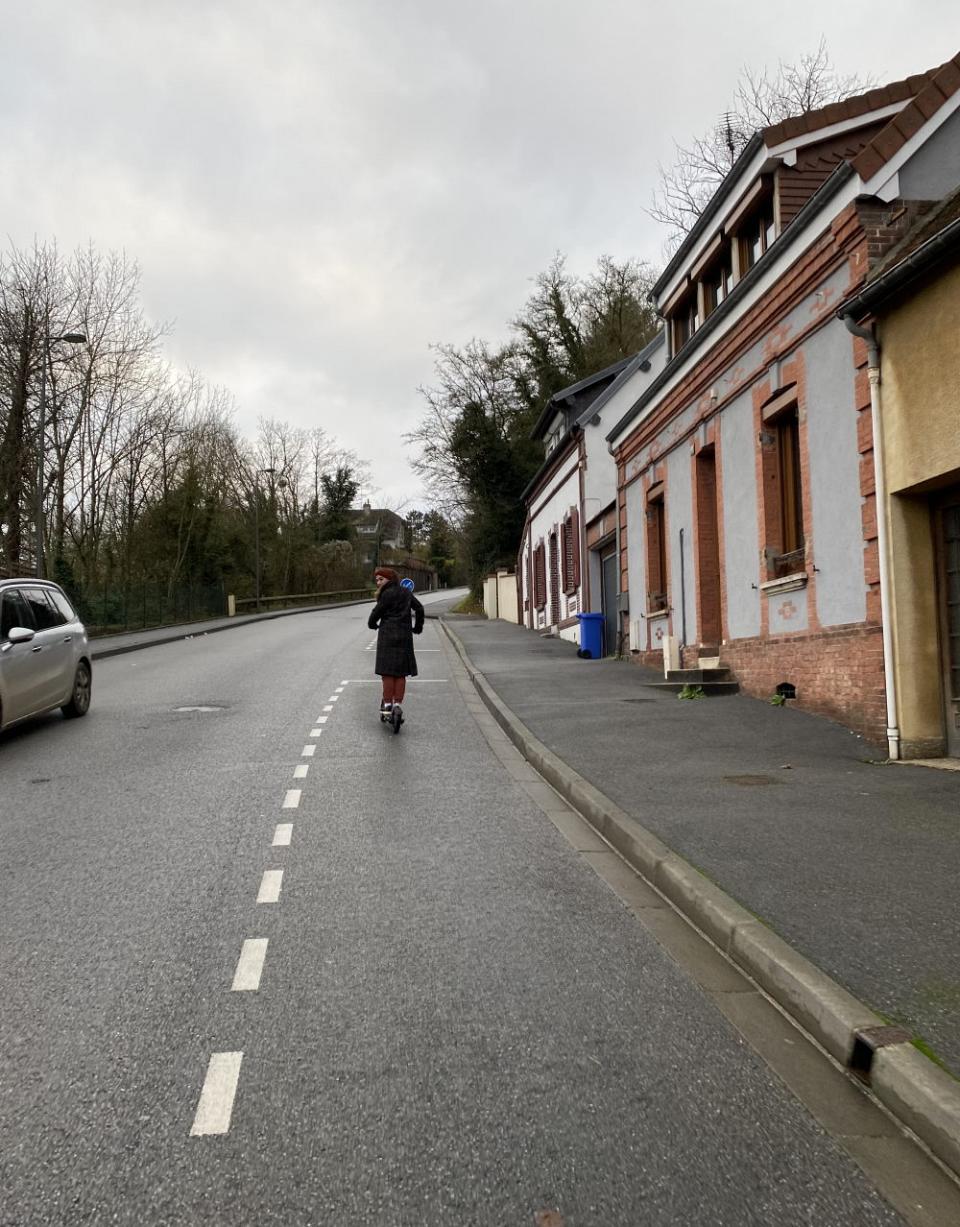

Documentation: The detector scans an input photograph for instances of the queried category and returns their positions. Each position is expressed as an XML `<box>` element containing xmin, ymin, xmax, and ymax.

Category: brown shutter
<box><xmin>571</xmin><ymin>507</ymin><xmax>580</xmax><ymax>588</ymax></box>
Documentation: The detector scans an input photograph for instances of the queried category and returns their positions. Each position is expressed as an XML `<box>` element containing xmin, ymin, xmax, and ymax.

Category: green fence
<box><xmin>68</xmin><ymin>580</ymin><xmax>227</xmax><ymax>635</ymax></box>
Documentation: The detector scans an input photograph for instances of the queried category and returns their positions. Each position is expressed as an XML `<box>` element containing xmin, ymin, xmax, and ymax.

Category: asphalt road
<box><xmin>0</xmin><ymin>597</ymin><xmax>906</xmax><ymax>1225</ymax></box>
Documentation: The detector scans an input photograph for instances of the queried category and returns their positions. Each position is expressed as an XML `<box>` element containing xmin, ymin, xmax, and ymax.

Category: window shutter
<box><xmin>571</xmin><ymin>507</ymin><xmax>580</xmax><ymax>588</ymax></box>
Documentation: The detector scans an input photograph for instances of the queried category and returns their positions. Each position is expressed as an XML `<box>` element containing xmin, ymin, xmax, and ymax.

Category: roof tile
<box><xmin>892</xmin><ymin>104</ymin><xmax>925</xmax><ymax>143</ymax></box>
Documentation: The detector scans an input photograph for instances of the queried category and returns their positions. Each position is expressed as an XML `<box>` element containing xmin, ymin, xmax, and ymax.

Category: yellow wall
<box><xmin>879</xmin><ymin>260</ymin><xmax>960</xmax><ymax>756</ymax></box>
<box><xmin>882</xmin><ymin>262</ymin><xmax>960</xmax><ymax>496</ymax></box>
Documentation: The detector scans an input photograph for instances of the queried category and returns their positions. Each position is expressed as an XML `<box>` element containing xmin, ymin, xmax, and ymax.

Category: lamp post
<box><xmin>254</xmin><ymin>467</ymin><xmax>276</xmax><ymax>610</ymax></box>
<box><xmin>36</xmin><ymin>330</ymin><xmax>86</xmax><ymax>577</ymax></box>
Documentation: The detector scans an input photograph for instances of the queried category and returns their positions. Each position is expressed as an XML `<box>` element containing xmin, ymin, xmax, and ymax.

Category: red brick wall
<box><xmin>672</xmin><ymin>624</ymin><xmax>887</xmax><ymax>742</ymax></box>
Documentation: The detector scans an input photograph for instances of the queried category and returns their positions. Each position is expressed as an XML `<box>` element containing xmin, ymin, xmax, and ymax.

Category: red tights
<box><xmin>381</xmin><ymin>676</ymin><xmax>406</xmax><ymax>704</ymax></box>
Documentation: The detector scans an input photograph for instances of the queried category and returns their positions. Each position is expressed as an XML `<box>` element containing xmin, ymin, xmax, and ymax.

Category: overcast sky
<box><xmin>0</xmin><ymin>2</ymin><xmax>955</xmax><ymax>507</ymax></box>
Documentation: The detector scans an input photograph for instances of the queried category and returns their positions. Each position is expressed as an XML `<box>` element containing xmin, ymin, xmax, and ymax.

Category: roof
<box><xmin>837</xmin><ymin>184</ymin><xmax>960</xmax><ymax>319</ymax></box>
<box><xmin>574</xmin><ymin>331</ymin><xmax>665</xmax><ymax>430</ymax></box>
<box><xmin>530</xmin><ymin>354</ymin><xmax>634</xmax><ymax>441</ymax></box>
<box><xmin>652</xmin><ymin>52</ymin><xmax>960</xmax><ymax>302</ymax></box>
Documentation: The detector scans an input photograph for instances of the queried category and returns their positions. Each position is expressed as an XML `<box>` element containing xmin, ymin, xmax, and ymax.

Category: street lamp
<box><xmin>36</xmin><ymin>330</ymin><xmax>86</xmax><ymax>576</ymax></box>
<box><xmin>254</xmin><ymin>467</ymin><xmax>276</xmax><ymax>610</ymax></box>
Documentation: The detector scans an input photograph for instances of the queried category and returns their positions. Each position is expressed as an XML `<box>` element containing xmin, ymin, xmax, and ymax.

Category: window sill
<box><xmin>760</xmin><ymin>572</ymin><xmax>808</xmax><ymax>596</ymax></box>
<box><xmin>647</xmin><ymin>607</ymin><xmax>669</xmax><ymax>619</ymax></box>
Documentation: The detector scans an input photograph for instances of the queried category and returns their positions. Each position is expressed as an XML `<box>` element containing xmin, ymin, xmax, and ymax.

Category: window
<box><xmin>21</xmin><ymin>587</ymin><xmax>66</xmax><ymax>630</ymax></box>
<box><xmin>533</xmin><ymin>543</ymin><xmax>547</xmax><ymax>610</ymax></box>
<box><xmin>48</xmin><ymin>589</ymin><xmax>78</xmax><ymax>623</ymax></box>
<box><xmin>760</xmin><ymin>400</ymin><xmax>805</xmax><ymax>578</ymax></box>
<box><xmin>738</xmin><ymin>195</ymin><xmax>776</xmax><ymax>273</ymax></box>
<box><xmin>670</xmin><ymin>292</ymin><xmax>700</xmax><ymax>353</ymax></box>
<box><xmin>1</xmin><ymin>590</ymin><xmax>34</xmax><ymax>640</ymax></box>
<box><xmin>702</xmin><ymin>252</ymin><xmax>732</xmax><ymax>316</ymax></box>
<box><xmin>645</xmin><ymin>489</ymin><xmax>667</xmax><ymax>612</ymax></box>
<box><xmin>561</xmin><ymin>508</ymin><xmax>580</xmax><ymax>594</ymax></box>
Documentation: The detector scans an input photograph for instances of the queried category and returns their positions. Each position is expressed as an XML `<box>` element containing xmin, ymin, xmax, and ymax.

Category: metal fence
<box><xmin>67</xmin><ymin>580</ymin><xmax>228</xmax><ymax>635</ymax></box>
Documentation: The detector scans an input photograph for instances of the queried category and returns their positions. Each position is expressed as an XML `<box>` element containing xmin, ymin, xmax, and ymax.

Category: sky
<box><xmin>0</xmin><ymin>1</ymin><xmax>956</xmax><ymax>509</ymax></box>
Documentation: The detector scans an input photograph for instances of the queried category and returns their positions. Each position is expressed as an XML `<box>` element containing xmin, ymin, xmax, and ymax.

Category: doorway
<box><xmin>695</xmin><ymin>447</ymin><xmax>722</xmax><ymax>650</ymax></box>
<box><xmin>935</xmin><ymin>489</ymin><xmax>960</xmax><ymax>756</ymax></box>
<box><xmin>601</xmin><ymin>549</ymin><xmax>618</xmax><ymax>657</ymax></box>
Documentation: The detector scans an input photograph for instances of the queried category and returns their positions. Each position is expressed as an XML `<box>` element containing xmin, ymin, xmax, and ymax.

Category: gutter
<box><xmin>839</xmin><ymin>315</ymin><xmax>900</xmax><ymax>761</ymax></box>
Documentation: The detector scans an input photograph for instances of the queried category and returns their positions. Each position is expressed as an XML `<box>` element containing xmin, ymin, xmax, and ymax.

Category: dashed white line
<box><xmin>309</xmin><ymin>728</ymin><xmax>323</xmax><ymax>737</ymax></box>
<box><xmin>273</xmin><ymin>823</ymin><xmax>293</xmax><ymax>846</ymax></box>
<box><xmin>232</xmin><ymin>939</ymin><xmax>268</xmax><ymax>991</ymax></box>
<box><xmin>302</xmin><ymin>744</ymin><xmax>316</xmax><ymax>756</ymax></box>
<box><xmin>283</xmin><ymin>789</ymin><xmax>301</xmax><ymax>809</ymax></box>
<box><xmin>257</xmin><ymin>869</ymin><xmax>284</xmax><ymax>904</ymax></box>
<box><xmin>328</xmin><ymin>695</ymin><xmax>339</xmax><ymax>702</ymax></box>
<box><xmin>315</xmin><ymin>716</ymin><xmax>328</xmax><ymax>725</ymax></box>
<box><xmin>322</xmin><ymin>705</ymin><xmax>333</xmax><ymax>713</ymax></box>
<box><xmin>190</xmin><ymin>1051</ymin><xmax>243</xmax><ymax>1136</ymax></box>
<box><xmin>294</xmin><ymin>764</ymin><xmax>308</xmax><ymax>779</ymax></box>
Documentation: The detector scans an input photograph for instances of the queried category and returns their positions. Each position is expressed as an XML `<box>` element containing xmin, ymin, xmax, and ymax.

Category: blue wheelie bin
<box><xmin>577</xmin><ymin>611</ymin><xmax>604</xmax><ymax>659</ymax></box>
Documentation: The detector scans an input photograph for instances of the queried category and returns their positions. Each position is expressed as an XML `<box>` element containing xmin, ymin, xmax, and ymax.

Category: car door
<box><xmin>19</xmin><ymin>587</ymin><xmax>74</xmax><ymax>710</ymax></box>
<box><xmin>0</xmin><ymin>589</ymin><xmax>41</xmax><ymax>724</ymax></box>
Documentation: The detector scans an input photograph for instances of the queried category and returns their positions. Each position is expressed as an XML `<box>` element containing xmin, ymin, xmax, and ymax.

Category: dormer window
<box><xmin>670</xmin><ymin>289</ymin><xmax>700</xmax><ymax>354</ymax></box>
<box><xmin>736</xmin><ymin>189</ymin><xmax>776</xmax><ymax>274</ymax></box>
<box><xmin>545</xmin><ymin>424</ymin><xmax>562</xmax><ymax>455</ymax></box>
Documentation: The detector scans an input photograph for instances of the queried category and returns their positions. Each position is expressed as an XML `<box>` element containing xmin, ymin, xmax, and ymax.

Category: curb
<box><xmin>439</xmin><ymin>617</ymin><xmax>960</xmax><ymax>1181</ymax></box>
<box><xmin>89</xmin><ymin>598</ymin><xmax>374</xmax><ymax>660</ymax></box>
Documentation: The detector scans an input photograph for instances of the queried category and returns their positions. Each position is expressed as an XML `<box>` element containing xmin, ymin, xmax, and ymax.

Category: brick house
<box><xmin>518</xmin><ymin>338</ymin><xmax>664</xmax><ymax>653</ymax></box>
<box><xmin>605</xmin><ymin>54</ymin><xmax>960</xmax><ymax>746</ymax></box>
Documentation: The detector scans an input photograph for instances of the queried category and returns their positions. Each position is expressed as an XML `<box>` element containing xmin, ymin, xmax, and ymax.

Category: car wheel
<box><xmin>62</xmin><ymin>661</ymin><xmax>92</xmax><ymax>719</ymax></box>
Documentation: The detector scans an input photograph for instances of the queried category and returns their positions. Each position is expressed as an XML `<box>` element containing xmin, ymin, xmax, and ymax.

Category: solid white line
<box><xmin>302</xmin><ymin>744</ymin><xmax>316</xmax><ymax>756</ymax></box>
<box><xmin>365</xmin><ymin>642</ymin><xmax>376</xmax><ymax>651</ymax></box>
<box><xmin>294</xmin><ymin>764</ymin><xmax>308</xmax><ymax>779</ymax></box>
<box><xmin>232</xmin><ymin>939</ymin><xmax>268</xmax><ymax>991</ymax></box>
<box><xmin>283</xmin><ymin>789</ymin><xmax>301</xmax><ymax>809</ymax></box>
<box><xmin>273</xmin><ymin>823</ymin><xmax>293</xmax><ymax>846</ymax></box>
<box><xmin>190</xmin><ymin>1051</ymin><xmax>243</xmax><ymax>1136</ymax></box>
<box><xmin>257</xmin><ymin>869</ymin><xmax>283</xmax><ymax>904</ymax></box>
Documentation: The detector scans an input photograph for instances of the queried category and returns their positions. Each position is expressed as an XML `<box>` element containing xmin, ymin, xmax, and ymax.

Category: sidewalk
<box><xmin>442</xmin><ymin>617</ymin><xmax>960</xmax><ymax>1086</ymax></box>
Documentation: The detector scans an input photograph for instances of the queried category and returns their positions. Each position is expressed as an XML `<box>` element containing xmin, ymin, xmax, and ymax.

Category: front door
<box><xmin>935</xmin><ymin>490</ymin><xmax>960</xmax><ymax>756</ymax></box>
<box><xmin>601</xmin><ymin>550</ymin><xmax>618</xmax><ymax>657</ymax></box>
<box><xmin>695</xmin><ymin>447</ymin><xmax>722</xmax><ymax>649</ymax></box>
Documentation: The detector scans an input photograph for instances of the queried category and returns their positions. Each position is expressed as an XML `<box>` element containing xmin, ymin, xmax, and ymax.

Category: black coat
<box><xmin>368</xmin><ymin>583</ymin><xmax>424</xmax><ymax>677</ymax></box>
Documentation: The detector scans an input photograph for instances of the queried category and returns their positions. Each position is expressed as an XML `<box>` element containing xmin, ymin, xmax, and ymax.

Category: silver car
<box><xmin>0</xmin><ymin>579</ymin><xmax>92</xmax><ymax>731</ymax></box>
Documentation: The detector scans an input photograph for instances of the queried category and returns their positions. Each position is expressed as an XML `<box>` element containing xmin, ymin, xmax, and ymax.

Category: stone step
<box><xmin>645</xmin><ymin>680</ymin><xmax>741</xmax><ymax>697</ymax></box>
<box><xmin>665</xmin><ymin>667</ymin><xmax>732</xmax><ymax>684</ymax></box>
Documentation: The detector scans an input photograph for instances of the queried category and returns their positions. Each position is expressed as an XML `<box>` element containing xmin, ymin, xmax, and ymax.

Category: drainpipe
<box><xmin>842</xmin><ymin>315</ymin><xmax>900</xmax><ymax>760</ymax></box>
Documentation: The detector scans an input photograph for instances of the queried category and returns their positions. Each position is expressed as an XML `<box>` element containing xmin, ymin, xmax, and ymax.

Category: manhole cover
<box><xmin>723</xmin><ymin>774</ymin><xmax>778</xmax><ymax>787</ymax></box>
<box><xmin>174</xmin><ymin>705</ymin><xmax>225</xmax><ymax>713</ymax></box>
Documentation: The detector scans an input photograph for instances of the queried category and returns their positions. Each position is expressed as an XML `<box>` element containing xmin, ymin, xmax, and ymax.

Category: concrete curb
<box><xmin>439</xmin><ymin>617</ymin><xmax>960</xmax><ymax>1181</ymax></box>
<box><xmin>89</xmin><ymin>598</ymin><xmax>374</xmax><ymax>660</ymax></box>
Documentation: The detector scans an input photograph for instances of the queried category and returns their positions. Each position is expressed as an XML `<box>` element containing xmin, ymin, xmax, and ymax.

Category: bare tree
<box><xmin>649</xmin><ymin>40</ymin><xmax>874</xmax><ymax>250</ymax></box>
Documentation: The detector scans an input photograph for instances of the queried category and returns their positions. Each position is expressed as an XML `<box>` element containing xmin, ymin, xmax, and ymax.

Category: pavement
<box><xmin>439</xmin><ymin>614</ymin><xmax>960</xmax><ymax>1181</ymax></box>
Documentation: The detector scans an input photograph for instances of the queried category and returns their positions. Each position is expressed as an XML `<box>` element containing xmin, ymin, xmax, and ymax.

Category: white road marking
<box><xmin>273</xmin><ymin>823</ymin><xmax>293</xmax><ymax>846</ymax></box>
<box><xmin>232</xmin><ymin>939</ymin><xmax>268</xmax><ymax>991</ymax></box>
<box><xmin>328</xmin><ymin>695</ymin><xmax>339</xmax><ymax>702</ymax></box>
<box><xmin>302</xmin><ymin>744</ymin><xmax>316</xmax><ymax>756</ymax></box>
<box><xmin>322</xmin><ymin>705</ymin><xmax>333</xmax><ymax>713</ymax></box>
<box><xmin>309</xmin><ymin>728</ymin><xmax>323</xmax><ymax>737</ymax></box>
<box><xmin>314</xmin><ymin>716</ymin><xmax>328</xmax><ymax>724</ymax></box>
<box><xmin>365</xmin><ymin>641</ymin><xmax>376</xmax><ymax>651</ymax></box>
<box><xmin>190</xmin><ymin>1051</ymin><xmax>243</xmax><ymax>1136</ymax></box>
<box><xmin>257</xmin><ymin>869</ymin><xmax>284</xmax><ymax>904</ymax></box>
<box><xmin>283</xmin><ymin>789</ymin><xmax>301</xmax><ymax>809</ymax></box>
<box><xmin>294</xmin><ymin>764</ymin><xmax>308</xmax><ymax>779</ymax></box>
<box><xmin>335</xmin><ymin>687</ymin><xmax>345</xmax><ymax>693</ymax></box>
<box><xmin>340</xmin><ymin>680</ymin><xmax>349</xmax><ymax>685</ymax></box>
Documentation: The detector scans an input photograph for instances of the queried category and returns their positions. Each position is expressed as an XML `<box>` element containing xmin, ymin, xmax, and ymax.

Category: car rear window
<box><xmin>48</xmin><ymin>589</ymin><xmax>79</xmax><ymax>623</ymax></box>
<box><xmin>0</xmin><ymin>590</ymin><xmax>35</xmax><ymax>639</ymax></box>
<box><xmin>21</xmin><ymin>587</ymin><xmax>67</xmax><ymax>630</ymax></box>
